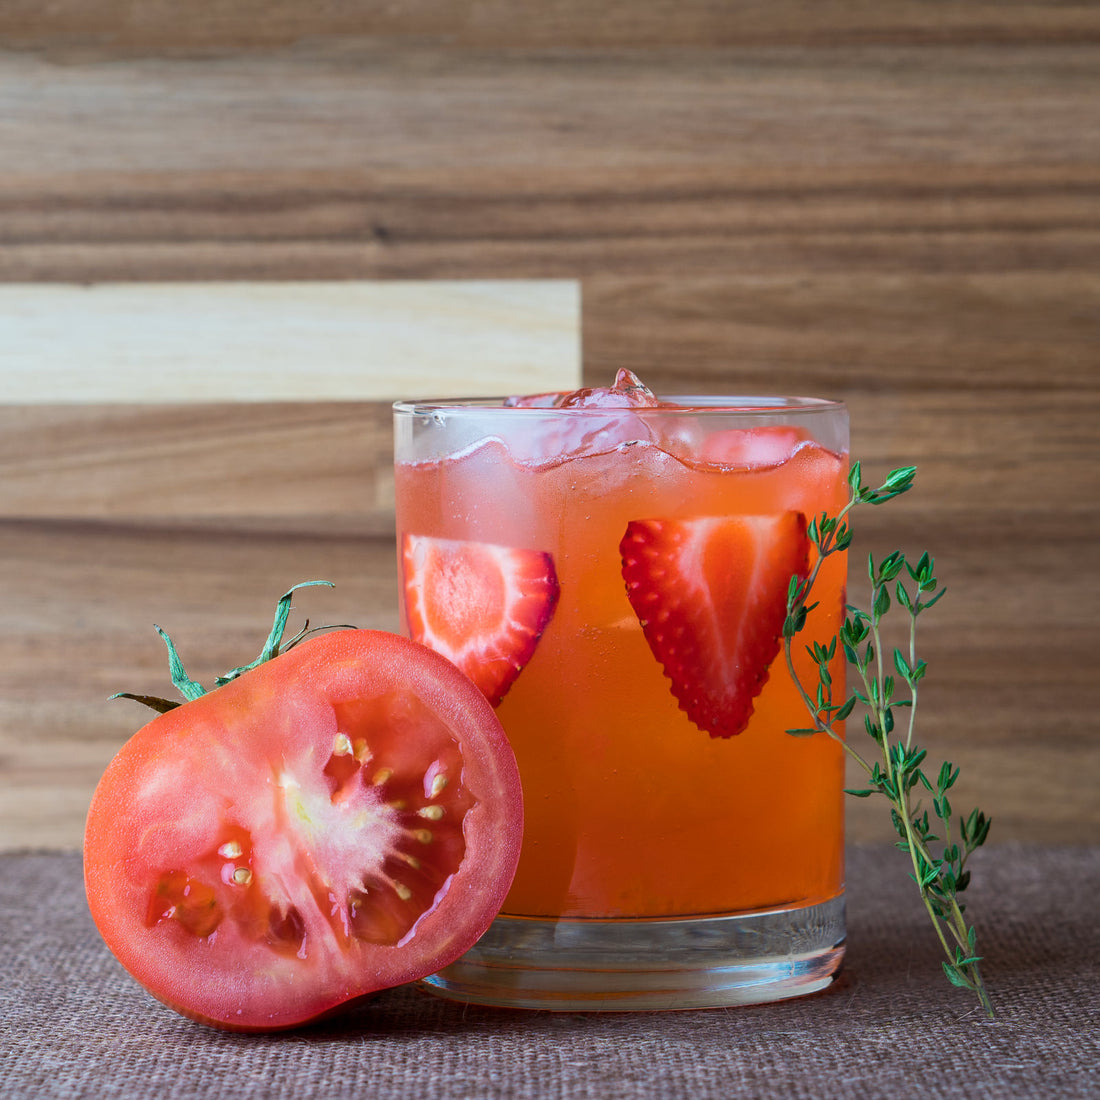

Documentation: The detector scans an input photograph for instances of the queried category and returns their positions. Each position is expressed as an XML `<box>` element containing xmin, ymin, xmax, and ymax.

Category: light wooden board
<box><xmin>0</xmin><ymin>281</ymin><xmax>580</xmax><ymax>403</ymax></box>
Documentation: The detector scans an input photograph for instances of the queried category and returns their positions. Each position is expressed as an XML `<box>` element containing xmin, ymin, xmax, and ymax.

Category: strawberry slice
<box><xmin>620</xmin><ymin>513</ymin><xmax>810</xmax><ymax>738</ymax></box>
<box><xmin>402</xmin><ymin>534</ymin><xmax>560</xmax><ymax>707</ymax></box>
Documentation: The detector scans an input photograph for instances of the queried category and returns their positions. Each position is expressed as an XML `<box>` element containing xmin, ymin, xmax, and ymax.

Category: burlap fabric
<box><xmin>2</xmin><ymin>846</ymin><xmax>1096</xmax><ymax>1099</ymax></box>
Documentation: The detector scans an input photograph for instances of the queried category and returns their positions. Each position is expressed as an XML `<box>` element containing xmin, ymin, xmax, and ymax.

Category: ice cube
<box><xmin>557</xmin><ymin>369</ymin><xmax>660</xmax><ymax>410</ymax></box>
<box><xmin>502</xmin><ymin>369</ymin><xmax>659</xmax><ymax>468</ymax></box>
<box><xmin>505</xmin><ymin>369</ymin><xmax>659</xmax><ymax>411</ymax></box>
<box><xmin>695</xmin><ymin>426</ymin><xmax>813</xmax><ymax>470</ymax></box>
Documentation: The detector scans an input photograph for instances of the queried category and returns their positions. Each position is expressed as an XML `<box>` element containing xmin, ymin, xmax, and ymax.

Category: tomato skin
<box><xmin>84</xmin><ymin>630</ymin><xmax>522</xmax><ymax>1031</ymax></box>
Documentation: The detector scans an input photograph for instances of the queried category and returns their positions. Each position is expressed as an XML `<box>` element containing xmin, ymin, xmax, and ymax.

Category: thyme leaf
<box><xmin>784</xmin><ymin>464</ymin><xmax>994</xmax><ymax>1017</ymax></box>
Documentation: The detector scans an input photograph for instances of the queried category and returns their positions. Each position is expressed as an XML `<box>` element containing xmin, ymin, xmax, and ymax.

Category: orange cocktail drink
<box><xmin>394</xmin><ymin>371</ymin><xmax>849</xmax><ymax>1009</ymax></box>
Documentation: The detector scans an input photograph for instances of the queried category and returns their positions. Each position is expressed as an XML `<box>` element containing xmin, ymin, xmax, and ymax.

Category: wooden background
<box><xmin>1</xmin><ymin>3</ymin><xmax>1097</xmax><ymax>850</ymax></box>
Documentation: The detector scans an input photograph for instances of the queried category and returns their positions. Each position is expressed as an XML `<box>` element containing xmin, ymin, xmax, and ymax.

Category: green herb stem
<box><xmin>782</xmin><ymin>464</ymin><xmax>994</xmax><ymax>1018</ymax></box>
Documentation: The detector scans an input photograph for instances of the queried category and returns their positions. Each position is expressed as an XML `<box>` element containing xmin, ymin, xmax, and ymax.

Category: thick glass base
<box><xmin>422</xmin><ymin>893</ymin><xmax>845</xmax><ymax>1011</ymax></box>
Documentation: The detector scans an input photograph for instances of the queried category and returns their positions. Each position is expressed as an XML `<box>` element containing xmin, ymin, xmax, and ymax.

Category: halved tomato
<box><xmin>84</xmin><ymin>627</ymin><xmax>522</xmax><ymax>1031</ymax></box>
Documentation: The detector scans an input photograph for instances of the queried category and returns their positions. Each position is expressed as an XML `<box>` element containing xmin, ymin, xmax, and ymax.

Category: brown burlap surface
<box><xmin>1</xmin><ymin>846</ymin><xmax>1096</xmax><ymax>1099</ymax></box>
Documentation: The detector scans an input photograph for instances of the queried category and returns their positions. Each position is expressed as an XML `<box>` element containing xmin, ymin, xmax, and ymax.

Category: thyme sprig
<box><xmin>783</xmin><ymin>463</ymin><xmax>994</xmax><ymax>1017</ymax></box>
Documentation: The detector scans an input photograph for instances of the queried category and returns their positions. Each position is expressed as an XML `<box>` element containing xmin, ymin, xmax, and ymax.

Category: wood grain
<box><xmin>0</xmin><ymin>523</ymin><xmax>402</xmax><ymax>850</ymax></box>
<box><xmin>0</xmin><ymin>281</ymin><xmax>580</xmax><ymax>402</ymax></box>
<box><xmin>0</xmin><ymin>6</ymin><xmax>1096</xmax><ymax>850</ymax></box>
<box><xmin>0</xmin><ymin>403</ymin><xmax>398</xmax><ymax>527</ymax></box>
<box><xmin>2</xmin><ymin>2</ymin><xmax>1099</xmax><ymax>53</ymax></box>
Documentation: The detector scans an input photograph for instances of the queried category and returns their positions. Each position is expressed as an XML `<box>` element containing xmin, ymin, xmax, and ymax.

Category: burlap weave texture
<box><xmin>2</xmin><ymin>846</ymin><xmax>1096</xmax><ymax>1099</ymax></box>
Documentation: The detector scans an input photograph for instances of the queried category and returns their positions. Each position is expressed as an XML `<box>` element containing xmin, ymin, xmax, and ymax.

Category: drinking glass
<box><xmin>393</xmin><ymin>389</ymin><xmax>849</xmax><ymax>1009</ymax></box>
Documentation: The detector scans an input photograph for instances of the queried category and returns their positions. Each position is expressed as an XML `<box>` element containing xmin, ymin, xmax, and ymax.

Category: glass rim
<box><xmin>393</xmin><ymin>395</ymin><xmax>846</xmax><ymax>416</ymax></box>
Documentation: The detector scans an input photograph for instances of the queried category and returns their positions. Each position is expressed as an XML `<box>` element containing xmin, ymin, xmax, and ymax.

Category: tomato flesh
<box><xmin>84</xmin><ymin>630</ymin><xmax>522</xmax><ymax>1031</ymax></box>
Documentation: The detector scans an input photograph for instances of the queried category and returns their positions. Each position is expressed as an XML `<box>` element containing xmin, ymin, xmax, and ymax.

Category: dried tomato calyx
<box><xmin>112</xmin><ymin>581</ymin><xmax>345</xmax><ymax>714</ymax></box>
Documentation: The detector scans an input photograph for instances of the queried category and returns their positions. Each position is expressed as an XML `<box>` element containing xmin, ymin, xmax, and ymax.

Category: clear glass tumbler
<box><xmin>393</xmin><ymin>387</ymin><xmax>849</xmax><ymax>1009</ymax></box>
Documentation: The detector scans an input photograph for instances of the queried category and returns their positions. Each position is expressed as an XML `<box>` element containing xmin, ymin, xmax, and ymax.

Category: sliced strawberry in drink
<box><xmin>402</xmin><ymin>534</ymin><xmax>560</xmax><ymax>707</ymax></box>
<box><xmin>620</xmin><ymin>513</ymin><xmax>811</xmax><ymax>738</ymax></box>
